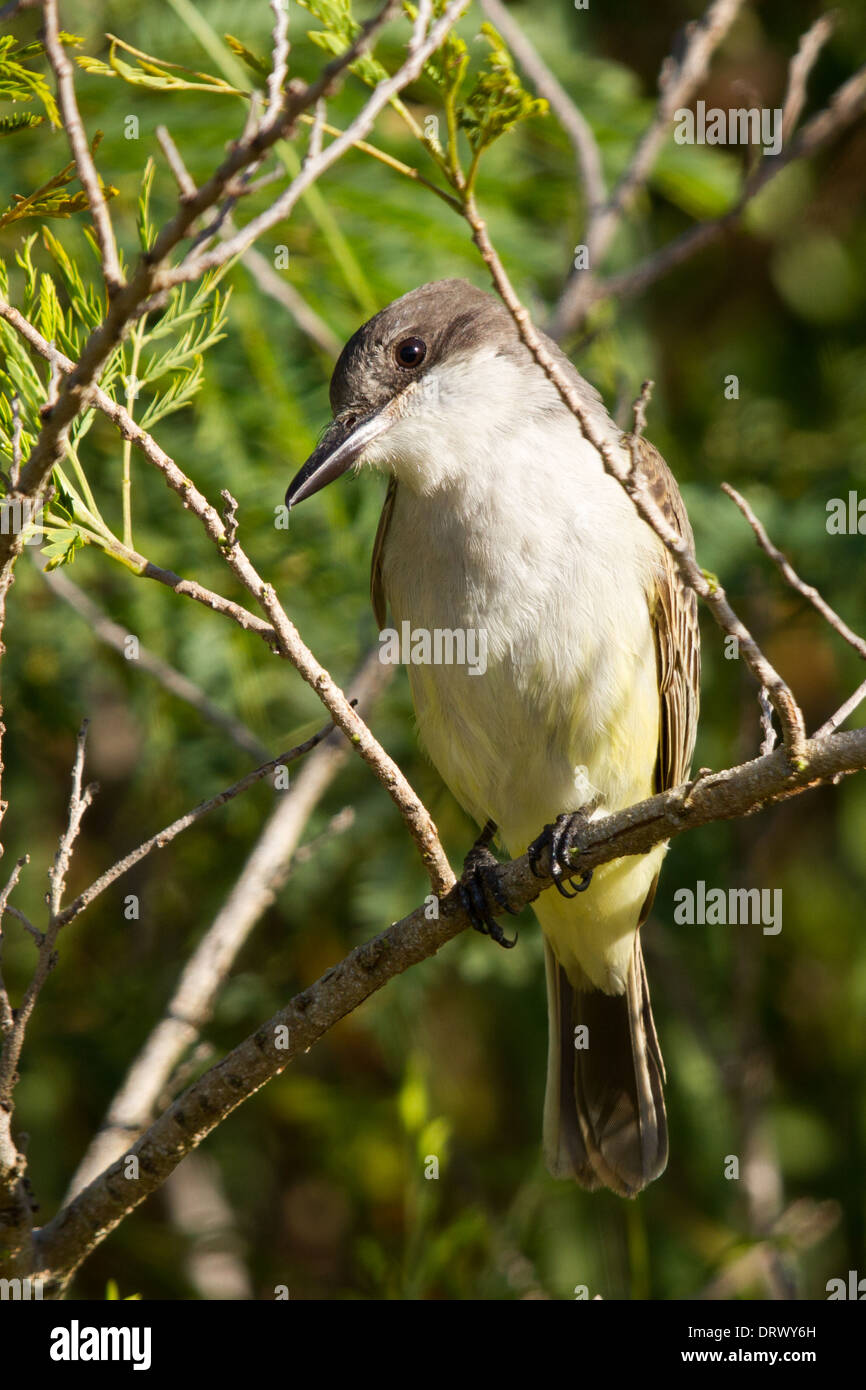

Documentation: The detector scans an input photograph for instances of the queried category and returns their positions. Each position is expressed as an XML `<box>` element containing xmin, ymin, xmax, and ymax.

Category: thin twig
<box><xmin>305</xmin><ymin>97</ymin><xmax>327</xmax><ymax>166</ymax></box>
<box><xmin>759</xmin><ymin>687</ymin><xmax>777</xmax><ymax>756</ymax></box>
<box><xmin>155</xmin><ymin>126</ymin><xmax>198</xmax><ymax>201</ymax></box>
<box><xmin>37</xmin><ymin>559</ymin><xmax>269</xmax><ymax>762</ymax></box>
<box><xmin>722</xmin><ymin>484</ymin><xmax>866</xmax><ymax>663</ymax></box>
<box><xmin>814</xmin><ymin>675</ymin><xmax>866</xmax><ymax>740</ymax></box>
<box><xmin>10</xmin><ymin>396</ymin><xmax>22</xmax><ymax>489</ymax></box>
<box><xmin>65</xmin><ymin>653</ymin><xmax>387</xmax><ymax>1200</ymax></box>
<box><xmin>47</xmin><ymin>720</ymin><xmax>97</xmax><ymax>919</ymax></box>
<box><xmin>264</xmin><ymin>0</ymin><xmax>291</xmax><ymax>130</ymax></box>
<box><xmin>0</xmin><ymin>856</ymin><xmax>29</xmax><ymax>1032</ymax></box>
<box><xmin>41</xmin><ymin>0</ymin><xmax>123</xmax><ymax>293</ymax></box>
<box><xmin>463</xmin><ymin>192</ymin><xmax>808</xmax><ymax>761</ymax></box>
<box><xmin>781</xmin><ymin>12</ymin><xmax>837</xmax><ymax>142</ymax></box>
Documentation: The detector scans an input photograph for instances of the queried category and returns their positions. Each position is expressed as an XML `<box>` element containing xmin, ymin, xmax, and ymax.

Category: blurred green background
<box><xmin>1</xmin><ymin>0</ymin><xmax>865</xmax><ymax>1299</ymax></box>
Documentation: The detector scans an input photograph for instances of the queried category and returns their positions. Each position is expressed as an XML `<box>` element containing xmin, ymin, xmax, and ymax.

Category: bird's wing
<box><xmin>370</xmin><ymin>475</ymin><xmax>398</xmax><ymax>630</ymax></box>
<box><xmin>633</xmin><ymin>435</ymin><xmax>701</xmax><ymax>793</ymax></box>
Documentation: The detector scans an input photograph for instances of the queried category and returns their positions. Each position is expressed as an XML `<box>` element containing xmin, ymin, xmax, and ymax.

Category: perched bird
<box><xmin>285</xmin><ymin>279</ymin><xmax>700</xmax><ymax>1196</ymax></box>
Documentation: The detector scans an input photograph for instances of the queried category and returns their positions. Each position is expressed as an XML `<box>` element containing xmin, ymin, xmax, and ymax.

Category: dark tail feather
<box><xmin>543</xmin><ymin>937</ymin><xmax>668</xmax><ymax>1196</ymax></box>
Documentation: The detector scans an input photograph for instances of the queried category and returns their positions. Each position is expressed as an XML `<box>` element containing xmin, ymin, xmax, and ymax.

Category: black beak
<box><xmin>285</xmin><ymin>408</ymin><xmax>391</xmax><ymax>510</ymax></box>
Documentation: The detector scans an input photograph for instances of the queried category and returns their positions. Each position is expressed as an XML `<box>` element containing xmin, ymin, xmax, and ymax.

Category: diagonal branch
<box><xmin>550</xmin><ymin>0</ymin><xmax>746</xmax><ymax>338</ymax></box>
<box><xmin>0</xmin><ymin>298</ymin><xmax>454</xmax><ymax>892</ymax></box>
<box><xmin>722</xmin><ymin>484</ymin><xmax>866</xmax><ymax>664</ymax></box>
<box><xmin>462</xmin><ymin>193</ymin><xmax>807</xmax><ymax>761</ymax></box>
<box><xmin>65</xmin><ymin>651</ymin><xmax>388</xmax><ymax>1200</ymax></box>
<box><xmin>29</xmin><ymin>722</ymin><xmax>866</xmax><ymax>1293</ymax></box>
<box><xmin>41</xmin><ymin>0</ymin><xmax>123</xmax><ymax>293</ymax></box>
<box><xmin>37</xmin><ymin>559</ymin><xmax>270</xmax><ymax>762</ymax></box>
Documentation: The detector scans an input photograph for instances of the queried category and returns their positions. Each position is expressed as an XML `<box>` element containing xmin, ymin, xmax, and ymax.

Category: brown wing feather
<box><xmin>370</xmin><ymin>476</ymin><xmax>398</xmax><ymax>630</ymax></box>
<box><xmin>632</xmin><ymin>435</ymin><xmax>701</xmax><ymax>794</ymax></box>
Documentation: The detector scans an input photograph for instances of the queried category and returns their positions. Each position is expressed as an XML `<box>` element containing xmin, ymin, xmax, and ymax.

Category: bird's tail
<box><xmin>542</xmin><ymin>935</ymin><xmax>668</xmax><ymax>1196</ymax></box>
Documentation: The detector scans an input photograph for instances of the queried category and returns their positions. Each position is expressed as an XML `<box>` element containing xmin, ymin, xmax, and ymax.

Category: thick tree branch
<box><xmin>28</xmin><ymin>723</ymin><xmax>866</xmax><ymax>1292</ymax></box>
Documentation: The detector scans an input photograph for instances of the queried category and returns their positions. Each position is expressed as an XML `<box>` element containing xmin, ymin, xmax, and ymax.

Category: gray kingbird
<box><xmin>285</xmin><ymin>279</ymin><xmax>700</xmax><ymax>1196</ymax></box>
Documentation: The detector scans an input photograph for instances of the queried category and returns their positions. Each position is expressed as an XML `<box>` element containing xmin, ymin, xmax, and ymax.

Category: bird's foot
<box><xmin>458</xmin><ymin>823</ymin><xmax>519</xmax><ymax>950</ymax></box>
<box><xmin>528</xmin><ymin>811</ymin><xmax>594</xmax><ymax>899</ymax></box>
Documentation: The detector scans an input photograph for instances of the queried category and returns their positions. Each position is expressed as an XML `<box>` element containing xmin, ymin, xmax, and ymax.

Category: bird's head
<box><xmin>284</xmin><ymin>278</ymin><xmax>555</xmax><ymax>507</ymax></box>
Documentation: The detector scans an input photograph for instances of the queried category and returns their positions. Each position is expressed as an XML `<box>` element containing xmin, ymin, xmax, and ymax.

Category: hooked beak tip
<box><xmin>284</xmin><ymin>407</ymin><xmax>391</xmax><ymax>512</ymax></box>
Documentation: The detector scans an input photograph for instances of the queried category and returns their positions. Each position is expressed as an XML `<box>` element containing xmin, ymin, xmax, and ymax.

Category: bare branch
<box><xmin>37</xmin><ymin>559</ymin><xmax>270</xmax><ymax>762</ymax></box>
<box><xmin>479</xmin><ymin>0</ymin><xmax>605</xmax><ymax>215</ymax></box>
<box><xmin>408</xmin><ymin>0</ymin><xmax>433</xmax><ymax>56</ymax></box>
<box><xmin>723</xmin><ymin>484</ymin><xmax>866</xmax><ymax>665</ymax></box>
<box><xmin>304</xmin><ymin>97</ymin><xmax>327</xmax><ymax>166</ymax></box>
<box><xmin>551</xmin><ymin>0</ymin><xmax>745</xmax><ymax>338</ymax></box>
<box><xmin>781</xmin><ymin>12</ymin><xmax>836</xmax><ymax>142</ymax></box>
<box><xmin>0</xmin><ymin>856</ymin><xmax>29</xmax><ymax>1033</ymax></box>
<box><xmin>41</xmin><ymin>0</ymin><xmax>123</xmax><ymax>293</ymax></box>
<box><xmin>47</xmin><ymin>720</ymin><xmax>96</xmax><ymax>920</ymax></box>
<box><xmin>155</xmin><ymin>125</ymin><xmax>197</xmax><ymax>202</ymax></box>
<box><xmin>462</xmin><ymin>192</ymin><xmax>808</xmax><ymax>761</ymax></box>
<box><xmin>9</xmin><ymin>396</ymin><xmax>22</xmax><ymax>489</ymax></box>
<box><xmin>264</xmin><ymin>0</ymin><xmax>291</xmax><ymax>130</ymax></box>
<box><xmin>66</xmin><ymin>653</ymin><xmax>388</xmax><ymax>1200</ymax></box>
<box><xmin>758</xmin><ymin>687</ymin><xmax>777</xmax><ymax>757</ymax></box>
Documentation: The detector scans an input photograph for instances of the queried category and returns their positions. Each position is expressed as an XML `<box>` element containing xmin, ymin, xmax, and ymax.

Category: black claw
<box><xmin>459</xmin><ymin>835</ymin><xmax>518</xmax><ymax>950</ymax></box>
<box><xmin>528</xmin><ymin>811</ymin><xmax>594</xmax><ymax>897</ymax></box>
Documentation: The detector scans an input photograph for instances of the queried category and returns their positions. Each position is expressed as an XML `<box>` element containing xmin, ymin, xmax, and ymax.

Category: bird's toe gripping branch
<box><xmin>528</xmin><ymin>811</ymin><xmax>594</xmax><ymax>899</ymax></box>
<box><xmin>458</xmin><ymin>825</ymin><xmax>520</xmax><ymax>949</ymax></box>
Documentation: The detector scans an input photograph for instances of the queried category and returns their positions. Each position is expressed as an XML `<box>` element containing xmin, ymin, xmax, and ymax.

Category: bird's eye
<box><xmin>395</xmin><ymin>337</ymin><xmax>427</xmax><ymax>369</ymax></box>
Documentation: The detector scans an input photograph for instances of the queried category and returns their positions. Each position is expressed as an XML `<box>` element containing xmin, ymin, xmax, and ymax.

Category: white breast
<box><xmin>379</xmin><ymin>389</ymin><xmax>663</xmax><ymax>854</ymax></box>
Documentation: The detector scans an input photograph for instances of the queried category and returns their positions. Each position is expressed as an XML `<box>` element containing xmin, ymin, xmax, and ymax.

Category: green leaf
<box><xmin>404</xmin><ymin>1</ymin><xmax>468</xmax><ymax>99</ymax></box>
<box><xmin>41</xmin><ymin>527</ymin><xmax>85</xmax><ymax>570</ymax></box>
<box><xmin>138</xmin><ymin>157</ymin><xmax>156</xmax><ymax>253</ymax></box>
<box><xmin>224</xmin><ymin>35</ymin><xmax>270</xmax><ymax>80</ymax></box>
<box><xmin>0</xmin><ymin>145</ymin><xmax>117</xmax><ymax>230</ymax></box>
<box><xmin>457</xmin><ymin>24</ymin><xmax>547</xmax><ymax>152</ymax></box>
<box><xmin>76</xmin><ymin>34</ymin><xmax>245</xmax><ymax>96</ymax></box>
<box><xmin>0</xmin><ymin>112</ymin><xmax>43</xmax><ymax>136</ymax></box>
<box><xmin>38</xmin><ymin>273</ymin><xmax>64</xmax><ymax>344</ymax></box>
